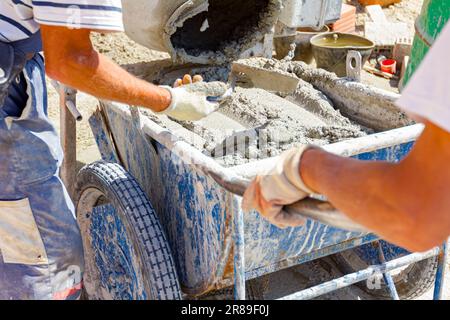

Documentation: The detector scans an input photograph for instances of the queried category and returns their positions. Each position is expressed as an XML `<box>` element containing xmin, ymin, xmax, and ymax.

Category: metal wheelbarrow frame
<box><xmin>56</xmin><ymin>81</ymin><xmax>448</xmax><ymax>300</ymax></box>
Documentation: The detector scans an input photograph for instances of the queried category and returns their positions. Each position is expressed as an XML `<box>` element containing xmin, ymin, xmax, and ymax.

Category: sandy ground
<box><xmin>346</xmin><ymin>0</ymin><xmax>424</xmax><ymax>36</ymax></box>
<box><xmin>45</xmin><ymin>0</ymin><xmax>450</xmax><ymax>300</ymax></box>
<box><xmin>255</xmin><ymin>250</ymin><xmax>450</xmax><ymax>300</ymax></box>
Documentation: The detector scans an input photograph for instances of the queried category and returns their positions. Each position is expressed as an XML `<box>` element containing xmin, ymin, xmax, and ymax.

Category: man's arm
<box><xmin>41</xmin><ymin>25</ymin><xmax>171</xmax><ymax>112</ymax></box>
<box><xmin>300</xmin><ymin>121</ymin><xmax>450</xmax><ymax>252</ymax></box>
<box><xmin>243</xmin><ymin>22</ymin><xmax>450</xmax><ymax>253</ymax></box>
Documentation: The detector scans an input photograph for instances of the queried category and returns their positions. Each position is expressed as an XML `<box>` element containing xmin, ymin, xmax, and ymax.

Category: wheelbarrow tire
<box><xmin>76</xmin><ymin>161</ymin><xmax>182</xmax><ymax>300</ymax></box>
<box><xmin>332</xmin><ymin>248</ymin><xmax>438</xmax><ymax>300</ymax></box>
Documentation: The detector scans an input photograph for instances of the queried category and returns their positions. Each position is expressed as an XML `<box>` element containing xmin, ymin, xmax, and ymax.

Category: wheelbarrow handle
<box><xmin>207</xmin><ymin>170</ymin><xmax>369</xmax><ymax>233</ymax></box>
<box><xmin>282</xmin><ymin>198</ymin><xmax>369</xmax><ymax>232</ymax></box>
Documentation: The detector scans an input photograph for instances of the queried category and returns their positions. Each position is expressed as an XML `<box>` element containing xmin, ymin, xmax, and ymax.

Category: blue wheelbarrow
<box><xmin>58</xmin><ymin>62</ymin><xmax>447</xmax><ymax>300</ymax></box>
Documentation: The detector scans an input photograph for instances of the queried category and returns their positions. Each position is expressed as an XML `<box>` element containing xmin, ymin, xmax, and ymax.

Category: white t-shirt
<box><xmin>397</xmin><ymin>21</ymin><xmax>450</xmax><ymax>133</ymax></box>
<box><xmin>0</xmin><ymin>0</ymin><xmax>123</xmax><ymax>42</ymax></box>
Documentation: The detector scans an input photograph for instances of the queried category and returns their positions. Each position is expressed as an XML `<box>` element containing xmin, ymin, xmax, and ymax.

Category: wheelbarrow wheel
<box><xmin>332</xmin><ymin>243</ymin><xmax>438</xmax><ymax>300</ymax></box>
<box><xmin>76</xmin><ymin>161</ymin><xmax>182</xmax><ymax>300</ymax></box>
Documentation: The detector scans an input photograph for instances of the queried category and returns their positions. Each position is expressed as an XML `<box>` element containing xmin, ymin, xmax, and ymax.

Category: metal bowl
<box><xmin>274</xmin><ymin>25</ymin><xmax>330</xmax><ymax>63</ymax></box>
<box><xmin>310</xmin><ymin>32</ymin><xmax>375</xmax><ymax>77</ymax></box>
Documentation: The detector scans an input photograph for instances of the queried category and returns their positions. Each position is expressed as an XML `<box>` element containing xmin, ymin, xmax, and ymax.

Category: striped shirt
<box><xmin>0</xmin><ymin>0</ymin><xmax>123</xmax><ymax>43</ymax></box>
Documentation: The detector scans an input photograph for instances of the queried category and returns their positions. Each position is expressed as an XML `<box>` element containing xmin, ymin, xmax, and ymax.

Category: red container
<box><xmin>380</xmin><ymin>59</ymin><xmax>397</xmax><ymax>74</ymax></box>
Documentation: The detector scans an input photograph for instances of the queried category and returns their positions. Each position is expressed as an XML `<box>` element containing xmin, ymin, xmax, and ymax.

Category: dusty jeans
<box><xmin>0</xmin><ymin>52</ymin><xmax>84</xmax><ymax>300</ymax></box>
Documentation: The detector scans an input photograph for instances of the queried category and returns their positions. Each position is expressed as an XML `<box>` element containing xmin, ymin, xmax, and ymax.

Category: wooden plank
<box><xmin>364</xmin><ymin>65</ymin><xmax>399</xmax><ymax>80</ymax></box>
<box><xmin>59</xmin><ymin>85</ymin><xmax>77</xmax><ymax>199</ymax></box>
<box><xmin>231</xmin><ymin>62</ymin><xmax>300</xmax><ymax>94</ymax></box>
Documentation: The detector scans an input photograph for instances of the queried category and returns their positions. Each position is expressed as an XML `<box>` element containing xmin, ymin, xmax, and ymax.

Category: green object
<box><xmin>402</xmin><ymin>0</ymin><xmax>450</xmax><ymax>86</ymax></box>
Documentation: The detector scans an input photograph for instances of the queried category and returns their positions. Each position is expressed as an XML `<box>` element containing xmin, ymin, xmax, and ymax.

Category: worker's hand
<box><xmin>159</xmin><ymin>74</ymin><xmax>218</xmax><ymax>121</ymax></box>
<box><xmin>242</xmin><ymin>146</ymin><xmax>317</xmax><ymax>228</ymax></box>
<box><xmin>172</xmin><ymin>74</ymin><xmax>204</xmax><ymax>88</ymax></box>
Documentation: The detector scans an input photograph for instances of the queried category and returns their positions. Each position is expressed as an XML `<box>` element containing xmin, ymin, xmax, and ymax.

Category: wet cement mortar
<box><xmin>169</xmin><ymin>0</ymin><xmax>282</xmax><ymax>64</ymax></box>
<box><xmin>143</xmin><ymin>59</ymin><xmax>367</xmax><ymax>167</ymax></box>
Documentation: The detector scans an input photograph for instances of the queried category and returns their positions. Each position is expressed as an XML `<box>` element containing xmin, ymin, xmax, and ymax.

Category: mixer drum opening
<box><xmin>170</xmin><ymin>0</ymin><xmax>278</xmax><ymax>60</ymax></box>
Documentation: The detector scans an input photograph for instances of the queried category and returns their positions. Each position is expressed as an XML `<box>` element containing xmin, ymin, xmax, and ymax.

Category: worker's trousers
<box><xmin>0</xmin><ymin>53</ymin><xmax>84</xmax><ymax>300</ymax></box>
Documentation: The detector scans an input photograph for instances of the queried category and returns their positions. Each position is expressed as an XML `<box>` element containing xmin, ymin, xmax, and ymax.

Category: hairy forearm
<box><xmin>301</xmin><ymin>149</ymin><xmax>414</xmax><ymax>237</ymax></box>
<box><xmin>54</xmin><ymin>50</ymin><xmax>170</xmax><ymax>112</ymax></box>
<box><xmin>41</xmin><ymin>26</ymin><xmax>170</xmax><ymax>112</ymax></box>
<box><xmin>300</xmin><ymin>124</ymin><xmax>450</xmax><ymax>252</ymax></box>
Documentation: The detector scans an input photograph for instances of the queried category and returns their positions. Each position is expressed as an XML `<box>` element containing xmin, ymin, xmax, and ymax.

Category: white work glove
<box><xmin>159</xmin><ymin>85</ymin><xmax>218</xmax><ymax>121</ymax></box>
<box><xmin>242</xmin><ymin>146</ymin><xmax>317</xmax><ymax>228</ymax></box>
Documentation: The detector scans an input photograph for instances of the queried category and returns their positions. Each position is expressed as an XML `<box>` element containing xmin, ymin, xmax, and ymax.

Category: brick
<box><xmin>365</xmin><ymin>22</ymin><xmax>410</xmax><ymax>47</ymax></box>
<box><xmin>332</xmin><ymin>20</ymin><xmax>357</xmax><ymax>33</ymax></box>
<box><xmin>332</xmin><ymin>17</ymin><xmax>357</xmax><ymax>29</ymax></box>
<box><xmin>365</xmin><ymin>5</ymin><xmax>387</xmax><ymax>23</ymax></box>
<box><xmin>340</xmin><ymin>4</ymin><xmax>357</xmax><ymax>18</ymax></box>
<box><xmin>394</xmin><ymin>40</ymin><xmax>412</xmax><ymax>67</ymax></box>
<box><xmin>330</xmin><ymin>4</ymin><xmax>356</xmax><ymax>32</ymax></box>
